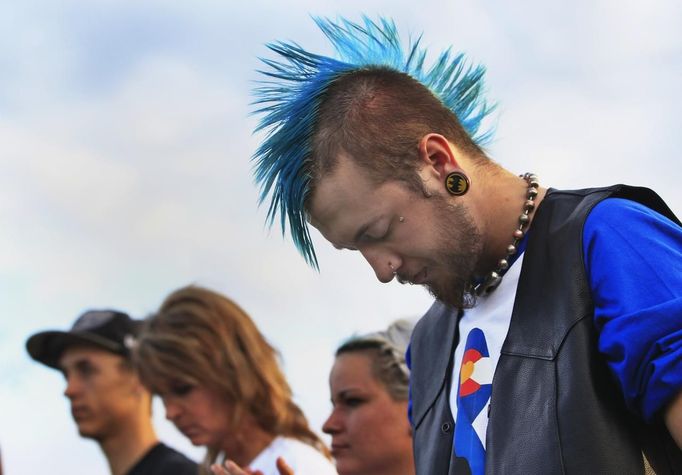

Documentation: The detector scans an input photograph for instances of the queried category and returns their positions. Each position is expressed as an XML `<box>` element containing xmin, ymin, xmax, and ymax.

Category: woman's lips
<box><xmin>330</xmin><ymin>443</ymin><xmax>350</xmax><ymax>456</ymax></box>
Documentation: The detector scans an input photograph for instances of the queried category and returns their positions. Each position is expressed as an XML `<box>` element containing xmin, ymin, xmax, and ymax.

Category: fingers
<box><xmin>210</xmin><ymin>458</ymin><xmax>277</xmax><ymax>475</ymax></box>
<box><xmin>210</xmin><ymin>463</ymin><xmax>229</xmax><ymax>475</ymax></box>
<box><xmin>211</xmin><ymin>460</ymin><xmax>258</xmax><ymax>475</ymax></box>
<box><xmin>276</xmin><ymin>457</ymin><xmax>295</xmax><ymax>475</ymax></box>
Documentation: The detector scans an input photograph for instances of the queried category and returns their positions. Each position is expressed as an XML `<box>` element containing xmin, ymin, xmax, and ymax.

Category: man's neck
<box><xmin>474</xmin><ymin>169</ymin><xmax>547</xmax><ymax>276</ymax></box>
<box><xmin>100</xmin><ymin>418</ymin><xmax>158</xmax><ymax>475</ymax></box>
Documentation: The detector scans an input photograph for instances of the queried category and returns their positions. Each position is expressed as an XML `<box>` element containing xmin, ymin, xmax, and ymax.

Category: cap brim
<box><xmin>26</xmin><ymin>331</ymin><xmax>125</xmax><ymax>370</ymax></box>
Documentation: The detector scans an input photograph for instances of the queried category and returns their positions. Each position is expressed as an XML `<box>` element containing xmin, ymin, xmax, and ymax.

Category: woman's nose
<box><xmin>322</xmin><ymin>408</ymin><xmax>344</xmax><ymax>435</ymax></box>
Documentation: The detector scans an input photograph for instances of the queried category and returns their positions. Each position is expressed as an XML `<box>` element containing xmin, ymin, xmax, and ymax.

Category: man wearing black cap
<box><xmin>27</xmin><ymin>310</ymin><xmax>197</xmax><ymax>475</ymax></box>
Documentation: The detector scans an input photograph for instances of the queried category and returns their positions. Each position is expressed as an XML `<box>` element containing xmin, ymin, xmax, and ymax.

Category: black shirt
<box><xmin>127</xmin><ymin>443</ymin><xmax>197</xmax><ymax>475</ymax></box>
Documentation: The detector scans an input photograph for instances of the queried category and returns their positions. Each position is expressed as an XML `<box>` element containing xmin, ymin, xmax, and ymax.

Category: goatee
<box><xmin>426</xmin><ymin>196</ymin><xmax>482</xmax><ymax>310</ymax></box>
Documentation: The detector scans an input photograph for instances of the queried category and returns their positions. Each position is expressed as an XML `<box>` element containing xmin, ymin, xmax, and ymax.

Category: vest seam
<box><xmin>500</xmin><ymin>311</ymin><xmax>593</xmax><ymax>360</ymax></box>
<box><xmin>553</xmin><ymin>358</ymin><xmax>567</xmax><ymax>474</ymax></box>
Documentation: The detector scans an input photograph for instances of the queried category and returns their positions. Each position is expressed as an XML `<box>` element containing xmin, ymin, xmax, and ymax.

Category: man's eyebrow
<box><xmin>330</xmin><ymin>220</ymin><xmax>374</xmax><ymax>251</ymax></box>
<box><xmin>58</xmin><ymin>357</ymin><xmax>90</xmax><ymax>373</ymax></box>
<box><xmin>71</xmin><ymin>358</ymin><xmax>94</xmax><ymax>370</ymax></box>
<box><xmin>331</xmin><ymin>213</ymin><xmax>385</xmax><ymax>251</ymax></box>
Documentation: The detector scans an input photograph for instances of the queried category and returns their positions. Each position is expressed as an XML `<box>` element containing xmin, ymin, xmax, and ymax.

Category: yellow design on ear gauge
<box><xmin>445</xmin><ymin>171</ymin><xmax>470</xmax><ymax>196</ymax></box>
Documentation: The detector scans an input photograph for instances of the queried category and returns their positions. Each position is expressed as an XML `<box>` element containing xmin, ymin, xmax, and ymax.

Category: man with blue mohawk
<box><xmin>251</xmin><ymin>16</ymin><xmax>682</xmax><ymax>474</ymax></box>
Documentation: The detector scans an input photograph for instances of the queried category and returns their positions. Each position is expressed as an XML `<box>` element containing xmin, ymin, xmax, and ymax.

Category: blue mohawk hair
<box><xmin>252</xmin><ymin>16</ymin><xmax>495</xmax><ymax>269</ymax></box>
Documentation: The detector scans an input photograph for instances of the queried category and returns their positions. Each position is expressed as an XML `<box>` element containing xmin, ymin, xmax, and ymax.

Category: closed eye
<box><xmin>359</xmin><ymin>220</ymin><xmax>392</xmax><ymax>244</ymax></box>
<box><xmin>359</xmin><ymin>233</ymin><xmax>382</xmax><ymax>243</ymax></box>
<box><xmin>169</xmin><ymin>383</ymin><xmax>194</xmax><ymax>397</ymax></box>
<box><xmin>332</xmin><ymin>393</ymin><xmax>367</xmax><ymax>408</ymax></box>
<box><xmin>343</xmin><ymin>397</ymin><xmax>364</xmax><ymax>407</ymax></box>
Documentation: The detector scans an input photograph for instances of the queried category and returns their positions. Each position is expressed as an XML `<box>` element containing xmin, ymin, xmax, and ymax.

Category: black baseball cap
<box><xmin>26</xmin><ymin>310</ymin><xmax>143</xmax><ymax>370</ymax></box>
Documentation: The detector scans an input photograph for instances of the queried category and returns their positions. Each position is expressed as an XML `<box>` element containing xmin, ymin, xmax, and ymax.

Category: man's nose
<box><xmin>63</xmin><ymin>375</ymin><xmax>80</xmax><ymax>399</ymax></box>
<box><xmin>360</xmin><ymin>247</ymin><xmax>400</xmax><ymax>283</ymax></box>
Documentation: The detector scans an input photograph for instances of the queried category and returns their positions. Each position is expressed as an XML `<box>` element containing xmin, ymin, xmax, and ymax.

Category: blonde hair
<box><xmin>336</xmin><ymin>319</ymin><xmax>414</xmax><ymax>401</ymax></box>
<box><xmin>134</xmin><ymin>286</ymin><xmax>329</xmax><ymax>472</ymax></box>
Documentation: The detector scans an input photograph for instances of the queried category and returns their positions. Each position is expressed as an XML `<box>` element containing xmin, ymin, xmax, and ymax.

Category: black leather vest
<box><xmin>409</xmin><ymin>185</ymin><xmax>682</xmax><ymax>475</ymax></box>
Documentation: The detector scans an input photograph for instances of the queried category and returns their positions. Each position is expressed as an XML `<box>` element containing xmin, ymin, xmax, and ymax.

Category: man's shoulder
<box><xmin>545</xmin><ymin>184</ymin><xmax>679</xmax><ymax>225</ymax></box>
<box><xmin>127</xmin><ymin>443</ymin><xmax>198</xmax><ymax>475</ymax></box>
<box><xmin>587</xmin><ymin>196</ymin><xmax>680</xmax><ymax>229</ymax></box>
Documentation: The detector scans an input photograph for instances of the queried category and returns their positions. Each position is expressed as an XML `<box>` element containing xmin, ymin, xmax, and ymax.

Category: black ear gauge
<box><xmin>445</xmin><ymin>171</ymin><xmax>470</xmax><ymax>196</ymax></box>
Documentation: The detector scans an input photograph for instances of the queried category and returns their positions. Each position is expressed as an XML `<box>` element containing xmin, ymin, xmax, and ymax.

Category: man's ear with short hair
<box><xmin>417</xmin><ymin>133</ymin><xmax>461</xmax><ymax>187</ymax></box>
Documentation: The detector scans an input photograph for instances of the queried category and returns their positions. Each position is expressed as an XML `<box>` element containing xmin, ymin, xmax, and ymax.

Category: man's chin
<box><xmin>78</xmin><ymin>430</ymin><xmax>99</xmax><ymax>440</ymax></box>
<box><xmin>425</xmin><ymin>281</ymin><xmax>473</xmax><ymax>310</ymax></box>
<box><xmin>76</xmin><ymin>424</ymin><xmax>103</xmax><ymax>440</ymax></box>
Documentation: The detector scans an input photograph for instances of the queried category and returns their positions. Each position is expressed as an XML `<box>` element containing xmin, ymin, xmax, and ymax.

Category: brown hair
<box><xmin>134</xmin><ymin>286</ymin><xmax>329</xmax><ymax>470</ymax></box>
<box><xmin>308</xmin><ymin>67</ymin><xmax>492</xmax><ymax>201</ymax></box>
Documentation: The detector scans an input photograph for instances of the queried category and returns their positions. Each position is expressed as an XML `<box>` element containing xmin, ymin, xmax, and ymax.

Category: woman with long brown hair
<box><xmin>134</xmin><ymin>286</ymin><xmax>336</xmax><ymax>475</ymax></box>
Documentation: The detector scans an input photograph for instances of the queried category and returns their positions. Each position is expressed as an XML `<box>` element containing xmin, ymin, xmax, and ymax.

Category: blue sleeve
<box><xmin>406</xmin><ymin>343</ymin><xmax>414</xmax><ymax>426</ymax></box>
<box><xmin>583</xmin><ymin>197</ymin><xmax>682</xmax><ymax>422</ymax></box>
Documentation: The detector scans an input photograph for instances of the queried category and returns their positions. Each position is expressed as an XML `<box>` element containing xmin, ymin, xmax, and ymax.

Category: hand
<box><xmin>664</xmin><ymin>390</ymin><xmax>682</xmax><ymax>448</ymax></box>
<box><xmin>210</xmin><ymin>457</ymin><xmax>294</xmax><ymax>475</ymax></box>
<box><xmin>275</xmin><ymin>457</ymin><xmax>294</xmax><ymax>475</ymax></box>
<box><xmin>211</xmin><ymin>460</ymin><xmax>262</xmax><ymax>475</ymax></box>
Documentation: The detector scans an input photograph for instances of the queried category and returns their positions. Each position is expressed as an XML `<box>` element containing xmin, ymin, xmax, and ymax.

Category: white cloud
<box><xmin>1</xmin><ymin>1</ymin><xmax>680</xmax><ymax>473</ymax></box>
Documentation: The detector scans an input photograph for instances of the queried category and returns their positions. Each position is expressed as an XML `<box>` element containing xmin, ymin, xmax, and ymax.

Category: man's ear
<box><xmin>120</xmin><ymin>363</ymin><xmax>146</xmax><ymax>396</ymax></box>
<box><xmin>417</xmin><ymin>133</ymin><xmax>460</xmax><ymax>179</ymax></box>
<box><xmin>130</xmin><ymin>375</ymin><xmax>151</xmax><ymax>399</ymax></box>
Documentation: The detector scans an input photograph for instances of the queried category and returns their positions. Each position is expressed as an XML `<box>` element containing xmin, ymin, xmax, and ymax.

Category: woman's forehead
<box><xmin>332</xmin><ymin>351</ymin><xmax>376</xmax><ymax>379</ymax></box>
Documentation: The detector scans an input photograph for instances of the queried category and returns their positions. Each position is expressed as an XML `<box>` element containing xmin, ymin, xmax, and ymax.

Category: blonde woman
<box><xmin>134</xmin><ymin>286</ymin><xmax>336</xmax><ymax>475</ymax></box>
<box><xmin>217</xmin><ymin>320</ymin><xmax>415</xmax><ymax>475</ymax></box>
<box><xmin>322</xmin><ymin>320</ymin><xmax>415</xmax><ymax>475</ymax></box>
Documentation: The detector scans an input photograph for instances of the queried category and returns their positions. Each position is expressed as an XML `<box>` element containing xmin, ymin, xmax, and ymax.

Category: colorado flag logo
<box><xmin>454</xmin><ymin>328</ymin><xmax>493</xmax><ymax>475</ymax></box>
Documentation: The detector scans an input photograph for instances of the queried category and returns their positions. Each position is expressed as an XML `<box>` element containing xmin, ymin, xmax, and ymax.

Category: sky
<box><xmin>1</xmin><ymin>0</ymin><xmax>680</xmax><ymax>473</ymax></box>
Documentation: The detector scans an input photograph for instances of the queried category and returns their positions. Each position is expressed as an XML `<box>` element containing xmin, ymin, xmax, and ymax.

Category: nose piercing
<box><xmin>399</xmin><ymin>216</ymin><xmax>405</xmax><ymax>222</ymax></box>
<box><xmin>389</xmin><ymin>262</ymin><xmax>397</xmax><ymax>275</ymax></box>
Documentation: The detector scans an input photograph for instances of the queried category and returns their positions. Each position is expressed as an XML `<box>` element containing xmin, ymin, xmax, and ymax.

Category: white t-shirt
<box><xmin>249</xmin><ymin>436</ymin><xmax>337</xmax><ymax>475</ymax></box>
<box><xmin>448</xmin><ymin>252</ymin><xmax>524</xmax><ymax>447</ymax></box>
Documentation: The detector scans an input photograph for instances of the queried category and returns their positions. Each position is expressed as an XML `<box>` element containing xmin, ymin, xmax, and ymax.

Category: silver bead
<box><xmin>479</xmin><ymin>172</ymin><xmax>539</xmax><ymax>297</ymax></box>
<box><xmin>484</xmin><ymin>272</ymin><xmax>502</xmax><ymax>293</ymax></box>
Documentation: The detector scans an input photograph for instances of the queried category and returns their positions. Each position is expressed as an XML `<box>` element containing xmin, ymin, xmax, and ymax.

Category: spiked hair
<box><xmin>252</xmin><ymin>16</ymin><xmax>495</xmax><ymax>269</ymax></box>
